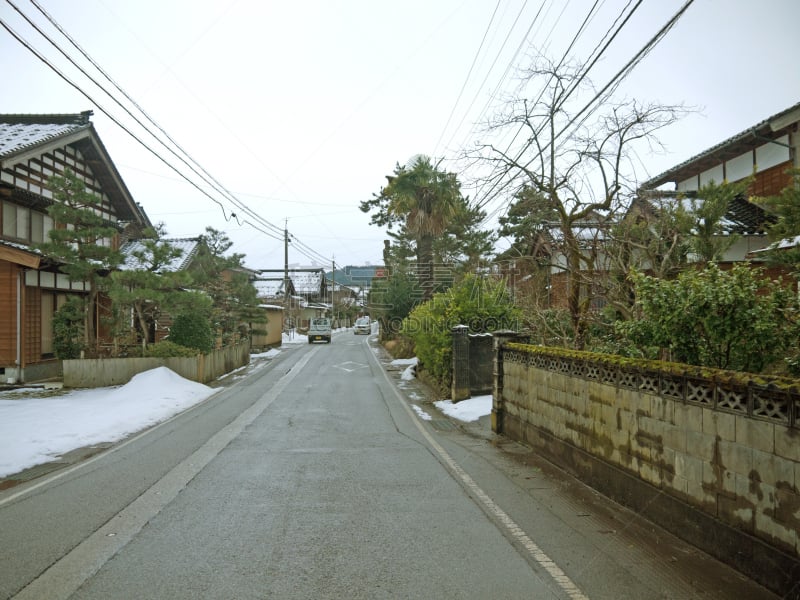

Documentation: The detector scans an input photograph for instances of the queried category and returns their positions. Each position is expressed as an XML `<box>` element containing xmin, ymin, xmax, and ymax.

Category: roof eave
<box><xmin>641</xmin><ymin>101</ymin><xmax>800</xmax><ymax>190</ymax></box>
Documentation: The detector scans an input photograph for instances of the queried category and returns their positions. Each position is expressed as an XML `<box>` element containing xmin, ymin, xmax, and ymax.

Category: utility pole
<box><xmin>331</xmin><ymin>257</ymin><xmax>336</xmax><ymax>320</ymax></box>
<box><xmin>283</xmin><ymin>220</ymin><xmax>290</xmax><ymax>313</ymax></box>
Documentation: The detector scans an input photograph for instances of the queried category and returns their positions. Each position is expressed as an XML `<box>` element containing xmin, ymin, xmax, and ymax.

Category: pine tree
<box><xmin>109</xmin><ymin>224</ymin><xmax>210</xmax><ymax>352</ymax></box>
<box><xmin>36</xmin><ymin>169</ymin><xmax>123</xmax><ymax>355</ymax></box>
<box><xmin>191</xmin><ymin>227</ymin><xmax>264</xmax><ymax>345</ymax></box>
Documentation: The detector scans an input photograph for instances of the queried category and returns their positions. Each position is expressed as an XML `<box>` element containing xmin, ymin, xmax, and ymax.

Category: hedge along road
<box><xmin>1</xmin><ymin>330</ymin><xmax>777</xmax><ymax>599</ymax></box>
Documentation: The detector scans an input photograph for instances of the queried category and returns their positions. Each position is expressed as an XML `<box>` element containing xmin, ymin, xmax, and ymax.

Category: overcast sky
<box><xmin>2</xmin><ymin>0</ymin><xmax>799</xmax><ymax>269</ymax></box>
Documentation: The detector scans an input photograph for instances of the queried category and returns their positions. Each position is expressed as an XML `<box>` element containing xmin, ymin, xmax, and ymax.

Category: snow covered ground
<box><xmin>0</xmin><ymin>367</ymin><xmax>217</xmax><ymax>479</ymax></box>
<box><xmin>0</xmin><ymin>331</ymin><xmax>491</xmax><ymax>479</ymax></box>
<box><xmin>389</xmin><ymin>355</ymin><xmax>492</xmax><ymax>423</ymax></box>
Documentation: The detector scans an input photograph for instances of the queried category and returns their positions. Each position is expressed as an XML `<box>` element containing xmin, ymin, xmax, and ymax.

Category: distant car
<box><xmin>353</xmin><ymin>317</ymin><xmax>371</xmax><ymax>335</ymax></box>
<box><xmin>308</xmin><ymin>317</ymin><xmax>332</xmax><ymax>343</ymax></box>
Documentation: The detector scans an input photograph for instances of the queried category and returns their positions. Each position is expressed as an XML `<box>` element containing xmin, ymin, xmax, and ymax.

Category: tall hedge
<box><xmin>169</xmin><ymin>313</ymin><xmax>214</xmax><ymax>353</ymax></box>
<box><xmin>620</xmin><ymin>263</ymin><xmax>800</xmax><ymax>373</ymax></box>
<box><xmin>401</xmin><ymin>274</ymin><xmax>521</xmax><ymax>387</ymax></box>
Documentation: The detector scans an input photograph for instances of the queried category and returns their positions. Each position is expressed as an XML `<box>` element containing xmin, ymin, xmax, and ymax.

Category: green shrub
<box><xmin>53</xmin><ymin>297</ymin><xmax>85</xmax><ymax>359</ymax></box>
<box><xmin>619</xmin><ymin>263</ymin><xmax>800</xmax><ymax>372</ymax></box>
<box><xmin>144</xmin><ymin>340</ymin><xmax>201</xmax><ymax>358</ymax></box>
<box><xmin>401</xmin><ymin>274</ymin><xmax>521</xmax><ymax>387</ymax></box>
<box><xmin>168</xmin><ymin>313</ymin><xmax>214</xmax><ymax>353</ymax></box>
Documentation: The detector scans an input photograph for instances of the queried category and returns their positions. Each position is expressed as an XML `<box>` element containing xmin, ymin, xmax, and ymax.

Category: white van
<box><xmin>353</xmin><ymin>316</ymin><xmax>371</xmax><ymax>335</ymax></box>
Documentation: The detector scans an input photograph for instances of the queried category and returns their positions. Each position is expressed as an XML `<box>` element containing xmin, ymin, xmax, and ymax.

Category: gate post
<box><xmin>492</xmin><ymin>330</ymin><xmax>524</xmax><ymax>433</ymax></box>
<box><xmin>451</xmin><ymin>325</ymin><xmax>470</xmax><ymax>402</ymax></box>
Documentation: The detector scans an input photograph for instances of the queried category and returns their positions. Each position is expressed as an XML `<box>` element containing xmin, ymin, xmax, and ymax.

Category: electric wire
<box><xmin>432</xmin><ymin>0</ymin><xmax>503</xmax><ymax>157</ymax></box>
<box><xmin>486</xmin><ymin>1</ymin><xmax>695</xmax><ymax>269</ymax></box>
<box><xmin>0</xmin><ymin>15</ymin><xmax>286</xmax><ymax>242</ymax></box>
<box><xmin>470</xmin><ymin>0</ymin><xmax>613</xmax><ymax>213</ymax></box>
<box><xmin>0</xmin><ymin>2</ymin><xmax>353</xmax><ymax>266</ymax></box>
<box><xmin>513</xmin><ymin>0</ymin><xmax>693</xmax><ymax>186</ymax></box>
<box><xmin>19</xmin><ymin>0</ymin><xmax>286</xmax><ymax>240</ymax></box>
<box><xmin>473</xmin><ymin>0</ymin><xmax>681</xmax><ymax>219</ymax></box>
<box><xmin>3</xmin><ymin>1</ymin><xmax>693</xmax><ymax>269</ymax></box>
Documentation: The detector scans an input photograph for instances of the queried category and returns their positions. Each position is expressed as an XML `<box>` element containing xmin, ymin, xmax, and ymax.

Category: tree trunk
<box><xmin>563</xmin><ymin>230</ymin><xmax>586</xmax><ymax>350</ymax></box>
<box><xmin>417</xmin><ymin>234</ymin><xmax>434</xmax><ymax>301</ymax></box>
<box><xmin>86</xmin><ymin>285</ymin><xmax>98</xmax><ymax>356</ymax></box>
<box><xmin>133</xmin><ymin>302</ymin><xmax>149</xmax><ymax>354</ymax></box>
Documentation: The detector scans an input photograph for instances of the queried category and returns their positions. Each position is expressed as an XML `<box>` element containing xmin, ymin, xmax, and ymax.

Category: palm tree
<box><xmin>382</xmin><ymin>155</ymin><xmax>463</xmax><ymax>300</ymax></box>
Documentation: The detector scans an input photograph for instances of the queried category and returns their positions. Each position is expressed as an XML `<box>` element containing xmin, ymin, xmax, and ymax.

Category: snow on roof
<box><xmin>258</xmin><ymin>304</ymin><xmax>284</xmax><ymax>310</ymax></box>
<box><xmin>119</xmin><ymin>238</ymin><xmax>201</xmax><ymax>272</ymax></box>
<box><xmin>0</xmin><ymin>112</ymin><xmax>151</xmax><ymax>227</ymax></box>
<box><xmin>748</xmin><ymin>234</ymin><xmax>800</xmax><ymax>255</ymax></box>
<box><xmin>549</xmin><ymin>226</ymin><xmax>608</xmax><ymax>242</ymax></box>
<box><xmin>254</xmin><ymin>279</ymin><xmax>285</xmax><ymax>298</ymax></box>
<box><xmin>289</xmin><ymin>270</ymin><xmax>323</xmax><ymax>294</ymax></box>
<box><xmin>0</xmin><ymin>239</ymin><xmax>39</xmax><ymax>254</ymax></box>
<box><xmin>676</xmin><ymin>196</ymin><xmax>769</xmax><ymax>235</ymax></box>
<box><xmin>0</xmin><ymin>113</ymin><xmax>92</xmax><ymax>158</ymax></box>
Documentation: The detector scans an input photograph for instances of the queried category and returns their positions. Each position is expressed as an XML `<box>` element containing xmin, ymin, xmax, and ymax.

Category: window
<box><xmin>31</xmin><ymin>211</ymin><xmax>44</xmax><ymax>243</ymax></box>
<box><xmin>2</xmin><ymin>201</ymin><xmax>52</xmax><ymax>243</ymax></box>
<box><xmin>1</xmin><ymin>201</ymin><xmax>30</xmax><ymax>240</ymax></box>
<box><xmin>2</xmin><ymin>201</ymin><xmax>15</xmax><ymax>237</ymax></box>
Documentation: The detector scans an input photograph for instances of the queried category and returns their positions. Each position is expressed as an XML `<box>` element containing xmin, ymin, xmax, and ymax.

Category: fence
<box><xmin>491</xmin><ymin>334</ymin><xmax>800</xmax><ymax>599</ymax></box>
<box><xmin>63</xmin><ymin>340</ymin><xmax>251</xmax><ymax>387</ymax></box>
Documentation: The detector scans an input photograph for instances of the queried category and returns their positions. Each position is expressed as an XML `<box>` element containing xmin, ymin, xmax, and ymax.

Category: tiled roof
<box><xmin>0</xmin><ymin>112</ymin><xmax>92</xmax><ymax>158</ymax></box>
<box><xmin>328</xmin><ymin>265</ymin><xmax>386</xmax><ymax>287</ymax></box>
<box><xmin>0</xmin><ymin>112</ymin><xmax>151</xmax><ymax>228</ymax></box>
<box><xmin>641</xmin><ymin>194</ymin><xmax>772</xmax><ymax>236</ymax></box>
<box><xmin>258</xmin><ymin>303</ymin><xmax>284</xmax><ymax>310</ymax></box>
<box><xmin>0</xmin><ymin>238</ymin><xmax>38</xmax><ymax>253</ymax></box>
<box><xmin>119</xmin><ymin>237</ymin><xmax>201</xmax><ymax>272</ymax></box>
<box><xmin>721</xmin><ymin>196</ymin><xmax>773</xmax><ymax>235</ymax></box>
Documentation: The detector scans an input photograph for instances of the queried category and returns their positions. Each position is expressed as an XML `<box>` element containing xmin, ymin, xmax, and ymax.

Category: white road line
<box><xmin>374</xmin><ymin>351</ymin><xmax>590</xmax><ymax>600</ymax></box>
<box><xmin>12</xmin><ymin>348</ymin><xmax>318</xmax><ymax>600</ymax></box>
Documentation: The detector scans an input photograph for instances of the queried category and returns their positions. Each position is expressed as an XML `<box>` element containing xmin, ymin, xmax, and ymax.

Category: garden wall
<box><xmin>492</xmin><ymin>336</ymin><xmax>800</xmax><ymax>598</ymax></box>
<box><xmin>63</xmin><ymin>340</ymin><xmax>251</xmax><ymax>387</ymax></box>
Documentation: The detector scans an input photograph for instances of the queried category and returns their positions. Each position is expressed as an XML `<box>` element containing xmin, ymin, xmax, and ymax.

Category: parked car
<box><xmin>353</xmin><ymin>317</ymin><xmax>371</xmax><ymax>335</ymax></box>
<box><xmin>308</xmin><ymin>318</ymin><xmax>332</xmax><ymax>343</ymax></box>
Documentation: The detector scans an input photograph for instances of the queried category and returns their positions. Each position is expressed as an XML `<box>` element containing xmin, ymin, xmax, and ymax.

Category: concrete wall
<box><xmin>493</xmin><ymin>340</ymin><xmax>800</xmax><ymax>598</ymax></box>
<box><xmin>251</xmin><ymin>309</ymin><xmax>283</xmax><ymax>351</ymax></box>
<box><xmin>63</xmin><ymin>340</ymin><xmax>250</xmax><ymax>387</ymax></box>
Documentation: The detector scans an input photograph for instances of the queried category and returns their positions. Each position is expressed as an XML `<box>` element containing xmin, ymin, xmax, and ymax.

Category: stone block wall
<box><xmin>494</xmin><ymin>341</ymin><xmax>800</xmax><ymax>598</ymax></box>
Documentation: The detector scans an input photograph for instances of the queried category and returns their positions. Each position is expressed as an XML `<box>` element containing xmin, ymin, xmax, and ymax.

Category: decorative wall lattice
<box><xmin>503</xmin><ymin>346</ymin><xmax>799</xmax><ymax>428</ymax></box>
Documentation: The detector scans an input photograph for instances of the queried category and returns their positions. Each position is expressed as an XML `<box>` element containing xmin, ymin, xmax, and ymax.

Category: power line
<box><xmin>0</xmin><ymin>14</ymin><xmax>271</xmax><ymax>235</ymax></box>
<box><xmin>432</xmin><ymin>0</ymin><xmax>504</xmax><ymax>156</ymax></box>
<box><xmin>436</xmin><ymin>0</ymin><xmax>541</xmax><ymax>163</ymax></box>
<box><xmin>468</xmin><ymin>0</ymin><xmax>614</xmax><ymax>213</ymax></box>
<box><xmin>472</xmin><ymin>0</ymin><xmax>686</xmax><ymax>219</ymax></box>
<box><xmin>0</xmin><ymin>1</ymin><xmax>356</xmax><ymax>257</ymax></box>
<box><xmin>553</xmin><ymin>0</ymin><xmax>694</xmax><ymax>144</ymax></box>
<box><xmin>18</xmin><ymin>0</ymin><xmax>286</xmax><ymax>241</ymax></box>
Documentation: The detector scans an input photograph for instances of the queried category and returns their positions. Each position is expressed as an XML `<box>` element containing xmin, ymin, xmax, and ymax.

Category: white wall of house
<box><xmin>678</xmin><ymin>134</ymin><xmax>791</xmax><ymax>192</ymax></box>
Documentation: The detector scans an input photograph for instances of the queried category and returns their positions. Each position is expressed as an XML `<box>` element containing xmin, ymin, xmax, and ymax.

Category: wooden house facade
<box><xmin>639</xmin><ymin>101</ymin><xmax>800</xmax><ymax>281</ymax></box>
<box><xmin>0</xmin><ymin>112</ymin><xmax>151</xmax><ymax>383</ymax></box>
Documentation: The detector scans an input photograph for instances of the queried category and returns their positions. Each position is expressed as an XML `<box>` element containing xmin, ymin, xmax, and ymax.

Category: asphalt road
<box><xmin>0</xmin><ymin>331</ymin><xmax>780</xmax><ymax>599</ymax></box>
